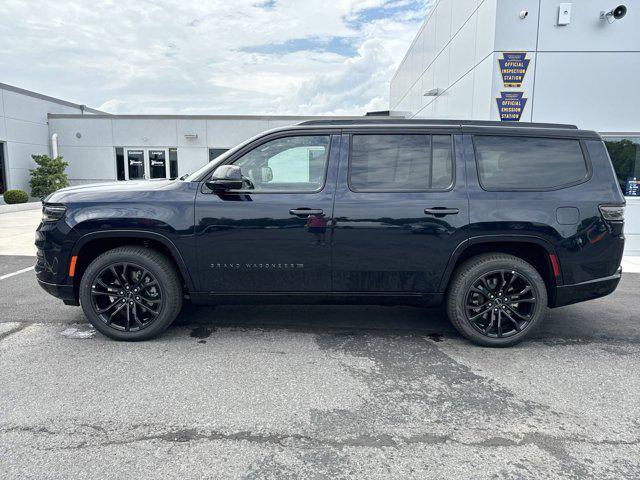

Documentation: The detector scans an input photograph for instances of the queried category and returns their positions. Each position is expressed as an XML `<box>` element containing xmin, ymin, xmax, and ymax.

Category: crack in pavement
<box><xmin>0</xmin><ymin>323</ymin><xmax>28</xmax><ymax>341</ymax></box>
<box><xmin>2</xmin><ymin>424</ymin><xmax>639</xmax><ymax>452</ymax></box>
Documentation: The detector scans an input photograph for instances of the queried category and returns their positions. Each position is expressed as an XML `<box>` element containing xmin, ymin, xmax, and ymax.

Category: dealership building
<box><xmin>0</xmin><ymin>0</ymin><xmax>638</xmax><ymax>251</ymax></box>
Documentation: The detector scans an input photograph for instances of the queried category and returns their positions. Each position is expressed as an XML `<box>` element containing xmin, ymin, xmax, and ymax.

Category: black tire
<box><xmin>446</xmin><ymin>253</ymin><xmax>547</xmax><ymax>347</ymax></box>
<box><xmin>79</xmin><ymin>246</ymin><xmax>183</xmax><ymax>341</ymax></box>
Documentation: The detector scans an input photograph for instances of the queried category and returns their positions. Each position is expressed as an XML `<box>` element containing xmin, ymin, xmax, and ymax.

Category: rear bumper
<box><xmin>553</xmin><ymin>267</ymin><xmax>622</xmax><ymax>308</ymax></box>
<box><xmin>37</xmin><ymin>279</ymin><xmax>79</xmax><ymax>306</ymax></box>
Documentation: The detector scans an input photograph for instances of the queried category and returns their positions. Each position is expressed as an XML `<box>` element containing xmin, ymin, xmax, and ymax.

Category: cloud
<box><xmin>0</xmin><ymin>0</ymin><xmax>429</xmax><ymax>115</ymax></box>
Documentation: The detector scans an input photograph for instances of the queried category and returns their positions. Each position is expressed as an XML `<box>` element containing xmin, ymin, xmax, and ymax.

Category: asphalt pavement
<box><xmin>1</xmin><ymin>249</ymin><xmax>639</xmax><ymax>479</ymax></box>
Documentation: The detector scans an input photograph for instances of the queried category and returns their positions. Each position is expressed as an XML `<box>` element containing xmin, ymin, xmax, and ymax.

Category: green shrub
<box><xmin>29</xmin><ymin>154</ymin><xmax>69</xmax><ymax>199</ymax></box>
<box><xmin>3</xmin><ymin>189</ymin><xmax>29</xmax><ymax>204</ymax></box>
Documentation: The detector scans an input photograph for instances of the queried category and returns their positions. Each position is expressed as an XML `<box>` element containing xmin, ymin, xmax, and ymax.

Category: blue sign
<box><xmin>496</xmin><ymin>92</ymin><xmax>528</xmax><ymax>121</ymax></box>
<box><xmin>626</xmin><ymin>177</ymin><xmax>640</xmax><ymax>196</ymax></box>
<box><xmin>498</xmin><ymin>52</ymin><xmax>530</xmax><ymax>88</ymax></box>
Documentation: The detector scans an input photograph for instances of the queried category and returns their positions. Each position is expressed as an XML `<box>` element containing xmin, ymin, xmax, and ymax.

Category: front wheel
<box><xmin>79</xmin><ymin>246</ymin><xmax>183</xmax><ymax>341</ymax></box>
<box><xmin>446</xmin><ymin>253</ymin><xmax>548</xmax><ymax>347</ymax></box>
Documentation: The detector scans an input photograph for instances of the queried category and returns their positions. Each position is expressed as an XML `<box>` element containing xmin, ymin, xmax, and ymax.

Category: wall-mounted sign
<box><xmin>496</xmin><ymin>92</ymin><xmax>528</xmax><ymax>121</ymax></box>
<box><xmin>498</xmin><ymin>52</ymin><xmax>530</xmax><ymax>88</ymax></box>
<box><xmin>626</xmin><ymin>178</ymin><xmax>640</xmax><ymax>196</ymax></box>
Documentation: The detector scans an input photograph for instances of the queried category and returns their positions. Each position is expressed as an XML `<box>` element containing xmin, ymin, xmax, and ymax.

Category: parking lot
<box><xmin>1</xmin><ymin>208</ymin><xmax>639</xmax><ymax>479</ymax></box>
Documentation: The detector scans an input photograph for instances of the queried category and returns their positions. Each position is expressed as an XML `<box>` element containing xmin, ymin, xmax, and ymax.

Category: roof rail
<box><xmin>297</xmin><ymin>118</ymin><xmax>578</xmax><ymax>129</ymax></box>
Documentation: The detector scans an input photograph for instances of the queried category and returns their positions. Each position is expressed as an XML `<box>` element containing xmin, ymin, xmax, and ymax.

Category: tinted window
<box><xmin>475</xmin><ymin>136</ymin><xmax>587</xmax><ymax>190</ymax></box>
<box><xmin>349</xmin><ymin>134</ymin><xmax>453</xmax><ymax>191</ymax></box>
<box><xmin>115</xmin><ymin>147</ymin><xmax>125</xmax><ymax>181</ymax></box>
<box><xmin>209</xmin><ymin>148</ymin><xmax>228</xmax><ymax>161</ymax></box>
<box><xmin>169</xmin><ymin>148</ymin><xmax>178</xmax><ymax>179</ymax></box>
<box><xmin>603</xmin><ymin>136</ymin><xmax>640</xmax><ymax>196</ymax></box>
<box><xmin>233</xmin><ymin>135</ymin><xmax>330</xmax><ymax>191</ymax></box>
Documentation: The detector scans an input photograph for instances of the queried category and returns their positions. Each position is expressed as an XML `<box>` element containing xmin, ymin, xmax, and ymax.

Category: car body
<box><xmin>35</xmin><ymin>119</ymin><xmax>625</xmax><ymax>346</ymax></box>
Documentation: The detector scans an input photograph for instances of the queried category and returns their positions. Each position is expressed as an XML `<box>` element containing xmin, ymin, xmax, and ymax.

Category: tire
<box><xmin>79</xmin><ymin>246</ymin><xmax>183</xmax><ymax>341</ymax></box>
<box><xmin>446</xmin><ymin>253</ymin><xmax>547</xmax><ymax>347</ymax></box>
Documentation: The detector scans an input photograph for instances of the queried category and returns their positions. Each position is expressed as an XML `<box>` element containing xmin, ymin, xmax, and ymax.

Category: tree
<box><xmin>29</xmin><ymin>154</ymin><xmax>69</xmax><ymax>199</ymax></box>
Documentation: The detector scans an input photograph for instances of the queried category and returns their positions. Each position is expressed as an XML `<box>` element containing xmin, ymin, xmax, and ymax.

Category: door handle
<box><xmin>289</xmin><ymin>208</ymin><xmax>323</xmax><ymax>217</ymax></box>
<box><xmin>424</xmin><ymin>207</ymin><xmax>459</xmax><ymax>217</ymax></box>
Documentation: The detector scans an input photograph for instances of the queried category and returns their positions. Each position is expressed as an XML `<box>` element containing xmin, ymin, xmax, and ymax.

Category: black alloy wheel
<box><xmin>79</xmin><ymin>246</ymin><xmax>183</xmax><ymax>341</ymax></box>
<box><xmin>446</xmin><ymin>253</ymin><xmax>547</xmax><ymax>347</ymax></box>
<box><xmin>464</xmin><ymin>269</ymin><xmax>536</xmax><ymax>338</ymax></box>
<box><xmin>90</xmin><ymin>262</ymin><xmax>163</xmax><ymax>332</ymax></box>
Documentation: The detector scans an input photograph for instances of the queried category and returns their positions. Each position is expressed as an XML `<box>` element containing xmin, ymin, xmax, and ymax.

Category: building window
<box><xmin>116</xmin><ymin>147</ymin><xmax>125</xmax><ymax>181</ymax></box>
<box><xmin>0</xmin><ymin>143</ymin><xmax>6</xmax><ymax>193</ymax></box>
<box><xmin>169</xmin><ymin>148</ymin><xmax>178</xmax><ymax>179</ymax></box>
<box><xmin>474</xmin><ymin>136</ymin><xmax>587</xmax><ymax>191</ymax></box>
<box><xmin>209</xmin><ymin>148</ymin><xmax>229</xmax><ymax>161</ymax></box>
<box><xmin>604</xmin><ymin>136</ymin><xmax>640</xmax><ymax>196</ymax></box>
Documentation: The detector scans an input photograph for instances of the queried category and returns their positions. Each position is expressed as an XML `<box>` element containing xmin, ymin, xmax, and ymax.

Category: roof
<box><xmin>0</xmin><ymin>82</ymin><xmax>105</xmax><ymax>114</ymax></box>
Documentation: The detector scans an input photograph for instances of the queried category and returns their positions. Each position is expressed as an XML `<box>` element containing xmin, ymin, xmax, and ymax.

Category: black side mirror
<box><xmin>205</xmin><ymin>165</ymin><xmax>243</xmax><ymax>193</ymax></box>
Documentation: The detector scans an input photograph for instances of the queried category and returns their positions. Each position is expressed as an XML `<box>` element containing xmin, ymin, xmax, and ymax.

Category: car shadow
<box><xmin>172</xmin><ymin>303</ymin><xmax>456</xmax><ymax>337</ymax></box>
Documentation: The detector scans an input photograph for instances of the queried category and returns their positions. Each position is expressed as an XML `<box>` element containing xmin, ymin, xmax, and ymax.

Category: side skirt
<box><xmin>189</xmin><ymin>292</ymin><xmax>444</xmax><ymax>307</ymax></box>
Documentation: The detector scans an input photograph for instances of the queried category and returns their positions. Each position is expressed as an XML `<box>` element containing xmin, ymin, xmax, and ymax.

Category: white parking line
<box><xmin>0</xmin><ymin>266</ymin><xmax>35</xmax><ymax>280</ymax></box>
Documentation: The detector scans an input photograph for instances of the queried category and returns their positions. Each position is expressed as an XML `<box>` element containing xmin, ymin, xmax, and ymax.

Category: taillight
<box><xmin>599</xmin><ymin>204</ymin><xmax>625</xmax><ymax>222</ymax></box>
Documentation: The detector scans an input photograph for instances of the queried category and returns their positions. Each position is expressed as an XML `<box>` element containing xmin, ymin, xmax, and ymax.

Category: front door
<box><xmin>331</xmin><ymin>130</ymin><xmax>469</xmax><ymax>293</ymax></box>
<box><xmin>148</xmin><ymin>149</ymin><xmax>168</xmax><ymax>179</ymax></box>
<box><xmin>195</xmin><ymin>132</ymin><xmax>340</xmax><ymax>293</ymax></box>
<box><xmin>124</xmin><ymin>148</ymin><xmax>171</xmax><ymax>180</ymax></box>
<box><xmin>126</xmin><ymin>149</ymin><xmax>145</xmax><ymax>180</ymax></box>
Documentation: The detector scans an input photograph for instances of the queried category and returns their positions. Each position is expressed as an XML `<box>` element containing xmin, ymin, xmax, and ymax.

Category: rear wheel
<box><xmin>79</xmin><ymin>246</ymin><xmax>183</xmax><ymax>341</ymax></box>
<box><xmin>446</xmin><ymin>253</ymin><xmax>547</xmax><ymax>347</ymax></box>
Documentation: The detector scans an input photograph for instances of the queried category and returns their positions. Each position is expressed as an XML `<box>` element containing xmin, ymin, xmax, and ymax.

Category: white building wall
<box><xmin>390</xmin><ymin>0</ymin><xmax>498</xmax><ymax>119</ymax></box>
<box><xmin>0</xmin><ymin>84</ymin><xmax>92</xmax><ymax>195</ymax></box>
<box><xmin>391</xmin><ymin>0</ymin><xmax>640</xmax><ymax>129</ymax></box>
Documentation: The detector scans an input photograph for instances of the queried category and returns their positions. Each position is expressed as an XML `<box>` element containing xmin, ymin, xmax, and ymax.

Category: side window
<box><xmin>349</xmin><ymin>134</ymin><xmax>453</xmax><ymax>191</ymax></box>
<box><xmin>474</xmin><ymin>136</ymin><xmax>588</xmax><ymax>190</ymax></box>
<box><xmin>233</xmin><ymin>135</ymin><xmax>330</xmax><ymax>191</ymax></box>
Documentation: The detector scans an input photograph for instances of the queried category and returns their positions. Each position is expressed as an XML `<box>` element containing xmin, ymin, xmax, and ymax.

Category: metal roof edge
<box><xmin>0</xmin><ymin>82</ymin><xmax>105</xmax><ymax>114</ymax></box>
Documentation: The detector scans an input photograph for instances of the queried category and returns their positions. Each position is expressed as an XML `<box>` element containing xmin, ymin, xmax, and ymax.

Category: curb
<box><xmin>0</xmin><ymin>202</ymin><xmax>42</xmax><ymax>214</ymax></box>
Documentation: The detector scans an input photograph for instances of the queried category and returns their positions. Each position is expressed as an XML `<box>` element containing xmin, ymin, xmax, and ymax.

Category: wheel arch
<box><xmin>70</xmin><ymin>230</ymin><xmax>196</xmax><ymax>299</ymax></box>
<box><xmin>439</xmin><ymin>236</ymin><xmax>560</xmax><ymax>305</ymax></box>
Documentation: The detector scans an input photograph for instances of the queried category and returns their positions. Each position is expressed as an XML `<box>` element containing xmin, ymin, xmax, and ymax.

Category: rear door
<box><xmin>331</xmin><ymin>128</ymin><xmax>469</xmax><ymax>293</ymax></box>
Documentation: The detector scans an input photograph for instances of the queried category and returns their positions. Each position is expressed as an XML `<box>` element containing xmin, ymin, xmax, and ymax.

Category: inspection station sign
<box><xmin>496</xmin><ymin>92</ymin><xmax>528</xmax><ymax>121</ymax></box>
<box><xmin>498</xmin><ymin>52</ymin><xmax>530</xmax><ymax>88</ymax></box>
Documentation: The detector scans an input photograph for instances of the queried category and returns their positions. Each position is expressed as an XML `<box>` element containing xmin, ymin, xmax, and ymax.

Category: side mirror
<box><xmin>206</xmin><ymin>165</ymin><xmax>243</xmax><ymax>193</ymax></box>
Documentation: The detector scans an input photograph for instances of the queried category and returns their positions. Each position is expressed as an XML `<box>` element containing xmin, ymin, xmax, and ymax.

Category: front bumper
<box><xmin>553</xmin><ymin>267</ymin><xmax>622</xmax><ymax>308</ymax></box>
<box><xmin>37</xmin><ymin>279</ymin><xmax>79</xmax><ymax>306</ymax></box>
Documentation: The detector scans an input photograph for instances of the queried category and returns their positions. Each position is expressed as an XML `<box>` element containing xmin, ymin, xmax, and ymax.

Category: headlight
<box><xmin>42</xmin><ymin>204</ymin><xmax>67</xmax><ymax>222</ymax></box>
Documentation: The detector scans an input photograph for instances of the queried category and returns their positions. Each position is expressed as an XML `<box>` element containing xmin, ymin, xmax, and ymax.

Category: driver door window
<box><xmin>233</xmin><ymin>135</ymin><xmax>330</xmax><ymax>192</ymax></box>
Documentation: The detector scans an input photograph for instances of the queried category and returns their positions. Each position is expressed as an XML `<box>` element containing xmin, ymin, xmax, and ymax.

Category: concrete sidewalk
<box><xmin>0</xmin><ymin>209</ymin><xmax>40</xmax><ymax>256</ymax></box>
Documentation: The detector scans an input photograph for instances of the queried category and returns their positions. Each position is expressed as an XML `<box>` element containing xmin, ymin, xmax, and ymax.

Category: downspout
<box><xmin>51</xmin><ymin>133</ymin><xmax>59</xmax><ymax>158</ymax></box>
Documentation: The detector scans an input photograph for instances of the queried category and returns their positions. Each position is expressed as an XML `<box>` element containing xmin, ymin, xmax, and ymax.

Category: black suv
<box><xmin>36</xmin><ymin>119</ymin><xmax>625</xmax><ymax>347</ymax></box>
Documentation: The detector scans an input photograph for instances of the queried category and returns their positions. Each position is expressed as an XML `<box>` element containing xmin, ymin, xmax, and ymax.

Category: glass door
<box><xmin>148</xmin><ymin>149</ymin><xmax>169</xmax><ymax>179</ymax></box>
<box><xmin>126</xmin><ymin>149</ymin><xmax>145</xmax><ymax>180</ymax></box>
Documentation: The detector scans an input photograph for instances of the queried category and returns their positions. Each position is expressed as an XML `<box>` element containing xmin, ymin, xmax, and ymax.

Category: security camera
<box><xmin>601</xmin><ymin>5</ymin><xmax>627</xmax><ymax>23</ymax></box>
<box><xmin>519</xmin><ymin>10</ymin><xmax>529</xmax><ymax>19</ymax></box>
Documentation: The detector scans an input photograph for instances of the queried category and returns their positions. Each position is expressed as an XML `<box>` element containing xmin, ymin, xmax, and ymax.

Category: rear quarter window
<box><xmin>474</xmin><ymin>136</ymin><xmax>588</xmax><ymax>190</ymax></box>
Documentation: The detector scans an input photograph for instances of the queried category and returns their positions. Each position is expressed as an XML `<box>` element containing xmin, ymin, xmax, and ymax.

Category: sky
<box><xmin>0</xmin><ymin>0</ymin><xmax>431</xmax><ymax>115</ymax></box>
